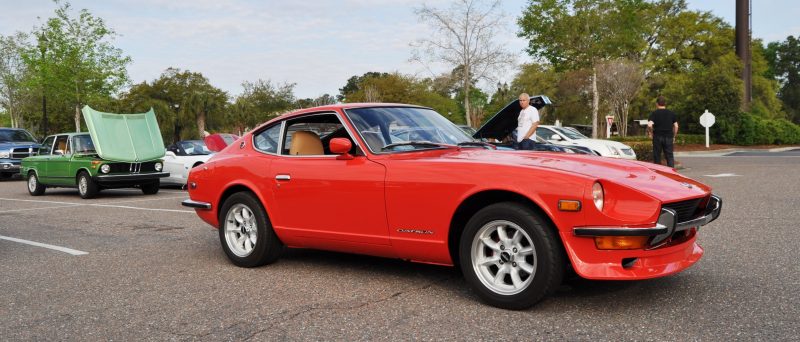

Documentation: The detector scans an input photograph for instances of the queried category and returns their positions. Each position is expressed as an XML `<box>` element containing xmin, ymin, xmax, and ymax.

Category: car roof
<box><xmin>253</xmin><ymin>103</ymin><xmax>430</xmax><ymax>132</ymax></box>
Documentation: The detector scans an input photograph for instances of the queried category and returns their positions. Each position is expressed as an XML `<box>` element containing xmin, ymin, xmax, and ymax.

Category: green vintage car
<box><xmin>21</xmin><ymin>106</ymin><xmax>169</xmax><ymax>199</ymax></box>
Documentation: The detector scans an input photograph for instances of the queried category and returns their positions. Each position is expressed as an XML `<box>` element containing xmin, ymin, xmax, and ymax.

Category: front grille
<box><xmin>107</xmin><ymin>162</ymin><xmax>157</xmax><ymax>173</ymax></box>
<box><xmin>662</xmin><ymin>198</ymin><xmax>705</xmax><ymax>223</ymax></box>
<box><xmin>11</xmin><ymin>147</ymin><xmax>38</xmax><ymax>159</ymax></box>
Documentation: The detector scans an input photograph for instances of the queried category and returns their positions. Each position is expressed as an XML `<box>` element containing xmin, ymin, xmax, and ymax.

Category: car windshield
<box><xmin>179</xmin><ymin>140</ymin><xmax>212</xmax><ymax>155</ymax></box>
<box><xmin>554</xmin><ymin>127</ymin><xmax>588</xmax><ymax>140</ymax></box>
<box><xmin>345</xmin><ymin>107</ymin><xmax>473</xmax><ymax>153</ymax></box>
<box><xmin>72</xmin><ymin>134</ymin><xmax>96</xmax><ymax>153</ymax></box>
<box><xmin>0</xmin><ymin>129</ymin><xmax>36</xmax><ymax>143</ymax></box>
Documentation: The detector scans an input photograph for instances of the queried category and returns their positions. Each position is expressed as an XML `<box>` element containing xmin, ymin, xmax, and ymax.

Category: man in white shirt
<box><xmin>515</xmin><ymin>93</ymin><xmax>540</xmax><ymax>150</ymax></box>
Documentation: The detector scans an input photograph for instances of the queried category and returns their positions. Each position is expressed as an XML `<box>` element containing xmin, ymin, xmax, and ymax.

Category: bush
<box><xmin>714</xmin><ymin>112</ymin><xmax>800</xmax><ymax>145</ymax></box>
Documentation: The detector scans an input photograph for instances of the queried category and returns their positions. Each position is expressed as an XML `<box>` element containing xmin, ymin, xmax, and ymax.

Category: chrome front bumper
<box><xmin>573</xmin><ymin>195</ymin><xmax>722</xmax><ymax>245</ymax></box>
<box><xmin>1</xmin><ymin>162</ymin><xmax>20</xmax><ymax>171</ymax></box>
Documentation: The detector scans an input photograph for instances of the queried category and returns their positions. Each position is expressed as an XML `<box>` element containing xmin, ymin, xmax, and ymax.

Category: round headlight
<box><xmin>100</xmin><ymin>164</ymin><xmax>110</xmax><ymax>173</ymax></box>
<box><xmin>592</xmin><ymin>182</ymin><xmax>604</xmax><ymax>211</ymax></box>
<box><xmin>154</xmin><ymin>162</ymin><xmax>162</xmax><ymax>171</ymax></box>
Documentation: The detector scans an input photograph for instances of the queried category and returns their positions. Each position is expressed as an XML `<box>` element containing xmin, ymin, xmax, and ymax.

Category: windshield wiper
<box><xmin>457</xmin><ymin>141</ymin><xmax>495</xmax><ymax>149</ymax></box>
<box><xmin>381</xmin><ymin>141</ymin><xmax>449</xmax><ymax>151</ymax></box>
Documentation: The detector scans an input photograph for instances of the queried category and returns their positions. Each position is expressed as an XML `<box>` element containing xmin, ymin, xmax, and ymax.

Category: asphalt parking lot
<box><xmin>1</xmin><ymin>155</ymin><xmax>798</xmax><ymax>340</ymax></box>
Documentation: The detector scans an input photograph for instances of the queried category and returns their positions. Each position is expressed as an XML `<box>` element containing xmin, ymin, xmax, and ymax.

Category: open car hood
<box><xmin>473</xmin><ymin>95</ymin><xmax>551</xmax><ymax>140</ymax></box>
<box><xmin>82</xmin><ymin>105</ymin><xmax>165</xmax><ymax>162</ymax></box>
<box><xmin>204</xmin><ymin>133</ymin><xmax>240</xmax><ymax>152</ymax></box>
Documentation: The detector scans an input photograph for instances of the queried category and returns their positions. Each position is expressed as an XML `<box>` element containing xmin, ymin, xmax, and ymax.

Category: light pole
<box><xmin>37</xmin><ymin>33</ymin><xmax>48</xmax><ymax>137</ymax></box>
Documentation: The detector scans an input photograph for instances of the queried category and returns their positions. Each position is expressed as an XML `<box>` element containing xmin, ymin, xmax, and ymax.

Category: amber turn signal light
<box><xmin>558</xmin><ymin>200</ymin><xmax>581</xmax><ymax>212</ymax></box>
<box><xmin>594</xmin><ymin>236</ymin><xmax>649</xmax><ymax>250</ymax></box>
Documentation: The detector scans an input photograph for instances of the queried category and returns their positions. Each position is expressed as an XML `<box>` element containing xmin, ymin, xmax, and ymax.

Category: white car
<box><xmin>536</xmin><ymin>125</ymin><xmax>637</xmax><ymax>160</ymax></box>
<box><xmin>162</xmin><ymin>140</ymin><xmax>213</xmax><ymax>186</ymax></box>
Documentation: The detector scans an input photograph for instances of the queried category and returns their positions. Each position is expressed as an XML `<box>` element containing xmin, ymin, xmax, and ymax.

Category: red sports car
<box><xmin>183</xmin><ymin>104</ymin><xmax>721</xmax><ymax>309</ymax></box>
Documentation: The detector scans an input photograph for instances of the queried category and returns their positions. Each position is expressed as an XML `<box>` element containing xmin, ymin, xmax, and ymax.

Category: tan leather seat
<box><xmin>289</xmin><ymin>131</ymin><xmax>323</xmax><ymax>155</ymax></box>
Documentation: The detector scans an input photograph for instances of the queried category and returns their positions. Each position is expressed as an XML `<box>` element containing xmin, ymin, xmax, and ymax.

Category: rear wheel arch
<box><xmin>217</xmin><ymin>184</ymin><xmax>272</xmax><ymax>227</ymax></box>
<box><xmin>448</xmin><ymin>190</ymin><xmax>564</xmax><ymax>268</ymax></box>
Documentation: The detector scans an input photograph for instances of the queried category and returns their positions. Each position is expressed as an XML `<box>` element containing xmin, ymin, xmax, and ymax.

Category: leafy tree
<box><xmin>22</xmin><ymin>1</ymin><xmax>130</xmax><ymax>133</ymax></box>
<box><xmin>412</xmin><ymin>0</ymin><xmax>515</xmax><ymax>127</ymax></box>
<box><xmin>0</xmin><ymin>32</ymin><xmax>31</xmax><ymax>128</ymax></box>
<box><xmin>597</xmin><ymin>59</ymin><xmax>645</xmax><ymax>136</ymax></box>
<box><xmin>117</xmin><ymin>68</ymin><xmax>227</xmax><ymax>143</ymax></box>
<box><xmin>766</xmin><ymin>36</ymin><xmax>800</xmax><ymax>123</ymax></box>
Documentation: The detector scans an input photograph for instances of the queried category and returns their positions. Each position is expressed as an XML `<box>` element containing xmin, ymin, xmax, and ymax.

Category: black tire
<box><xmin>218</xmin><ymin>192</ymin><xmax>283</xmax><ymax>267</ymax></box>
<box><xmin>27</xmin><ymin>171</ymin><xmax>46</xmax><ymax>196</ymax></box>
<box><xmin>459</xmin><ymin>202</ymin><xmax>564</xmax><ymax>310</ymax></box>
<box><xmin>141</xmin><ymin>180</ymin><xmax>160</xmax><ymax>195</ymax></box>
<box><xmin>77</xmin><ymin>171</ymin><xmax>99</xmax><ymax>199</ymax></box>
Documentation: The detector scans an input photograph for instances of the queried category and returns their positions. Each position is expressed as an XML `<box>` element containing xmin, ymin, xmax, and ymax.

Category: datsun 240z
<box><xmin>182</xmin><ymin>104</ymin><xmax>722</xmax><ymax>309</ymax></box>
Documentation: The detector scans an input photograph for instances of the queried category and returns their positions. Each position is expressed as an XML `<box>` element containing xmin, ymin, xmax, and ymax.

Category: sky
<box><xmin>1</xmin><ymin>0</ymin><xmax>798</xmax><ymax>99</ymax></box>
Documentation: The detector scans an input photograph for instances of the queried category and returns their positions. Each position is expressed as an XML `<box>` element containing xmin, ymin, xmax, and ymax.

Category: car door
<box><xmin>268</xmin><ymin>113</ymin><xmax>389</xmax><ymax>245</ymax></box>
<box><xmin>48</xmin><ymin>135</ymin><xmax>74</xmax><ymax>185</ymax></box>
<box><xmin>32</xmin><ymin>136</ymin><xmax>56</xmax><ymax>182</ymax></box>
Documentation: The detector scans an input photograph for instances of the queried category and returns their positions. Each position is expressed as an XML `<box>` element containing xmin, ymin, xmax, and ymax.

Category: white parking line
<box><xmin>0</xmin><ymin>235</ymin><xmax>88</xmax><ymax>255</ymax></box>
<box><xmin>0</xmin><ymin>204</ymin><xmax>81</xmax><ymax>213</ymax></box>
<box><xmin>0</xmin><ymin>197</ymin><xmax>194</xmax><ymax>213</ymax></box>
<box><xmin>704</xmin><ymin>173</ymin><xmax>741</xmax><ymax>178</ymax></box>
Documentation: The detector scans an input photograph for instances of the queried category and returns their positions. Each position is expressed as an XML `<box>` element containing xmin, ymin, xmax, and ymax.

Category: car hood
<box><xmin>473</xmin><ymin>95</ymin><xmax>551</xmax><ymax>140</ymax></box>
<box><xmin>83</xmin><ymin>106</ymin><xmax>165</xmax><ymax>162</ymax></box>
<box><xmin>0</xmin><ymin>141</ymin><xmax>39</xmax><ymax>148</ymax></box>
<box><xmin>570</xmin><ymin>138</ymin><xmax>631</xmax><ymax>149</ymax></box>
<box><xmin>445</xmin><ymin>149</ymin><xmax>709</xmax><ymax>202</ymax></box>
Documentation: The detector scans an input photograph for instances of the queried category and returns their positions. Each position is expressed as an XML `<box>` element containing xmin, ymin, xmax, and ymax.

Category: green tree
<box><xmin>22</xmin><ymin>1</ymin><xmax>130</xmax><ymax>133</ymax></box>
<box><xmin>0</xmin><ymin>32</ymin><xmax>31</xmax><ymax>128</ymax></box>
<box><xmin>766</xmin><ymin>36</ymin><xmax>800</xmax><ymax>123</ymax></box>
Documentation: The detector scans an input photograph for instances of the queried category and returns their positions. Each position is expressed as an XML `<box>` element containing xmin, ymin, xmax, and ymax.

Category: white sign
<box><xmin>605</xmin><ymin>115</ymin><xmax>614</xmax><ymax>138</ymax></box>
<box><xmin>700</xmin><ymin>110</ymin><xmax>715</xmax><ymax>128</ymax></box>
<box><xmin>699</xmin><ymin>109</ymin><xmax>715</xmax><ymax>148</ymax></box>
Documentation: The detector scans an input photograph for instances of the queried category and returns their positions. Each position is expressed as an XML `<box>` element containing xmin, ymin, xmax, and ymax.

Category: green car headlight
<box><xmin>154</xmin><ymin>162</ymin><xmax>162</xmax><ymax>171</ymax></box>
<box><xmin>100</xmin><ymin>164</ymin><xmax>110</xmax><ymax>173</ymax></box>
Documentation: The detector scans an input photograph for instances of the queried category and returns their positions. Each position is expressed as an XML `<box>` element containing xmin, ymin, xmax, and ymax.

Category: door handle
<box><xmin>275</xmin><ymin>174</ymin><xmax>291</xmax><ymax>181</ymax></box>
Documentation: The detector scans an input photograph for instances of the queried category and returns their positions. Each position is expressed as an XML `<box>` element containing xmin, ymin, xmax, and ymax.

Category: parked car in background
<box><xmin>472</xmin><ymin>97</ymin><xmax>594</xmax><ymax>155</ymax></box>
<box><xmin>183</xmin><ymin>103</ymin><xmax>722</xmax><ymax>309</ymax></box>
<box><xmin>537</xmin><ymin>125</ymin><xmax>636</xmax><ymax>160</ymax></box>
<box><xmin>204</xmin><ymin>133</ymin><xmax>240</xmax><ymax>152</ymax></box>
<box><xmin>162</xmin><ymin>140</ymin><xmax>214</xmax><ymax>186</ymax></box>
<box><xmin>0</xmin><ymin>128</ymin><xmax>40</xmax><ymax>179</ymax></box>
<box><xmin>21</xmin><ymin>106</ymin><xmax>168</xmax><ymax>198</ymax></box>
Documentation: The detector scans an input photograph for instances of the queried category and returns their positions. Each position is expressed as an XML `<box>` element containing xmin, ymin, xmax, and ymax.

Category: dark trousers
<box><xmin>514</xmin><ymin>139</ymin><xmax>536</xmax><ymax>150</ymax></box>
<box><xmin>652</xmin><ymin>135</ymin><xmax>675</xmax><ymax>167</ymax></box>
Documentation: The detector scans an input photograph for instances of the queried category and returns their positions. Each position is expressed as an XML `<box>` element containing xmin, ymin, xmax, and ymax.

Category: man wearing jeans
<box><xmin>515</xmin><ymin>93</ymin><xmax>540</xmax><ymax>150</ymax></box>
<box><xmin>647</xmin><ymin>96</ymin><xmax>679</xmax><ymax>167</ymax></box>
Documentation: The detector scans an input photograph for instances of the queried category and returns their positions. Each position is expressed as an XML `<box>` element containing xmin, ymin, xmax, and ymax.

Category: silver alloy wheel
<box><xmin>28</xmin><ymin>174</ymin><xmax>37</xmax><ymax>192</ymax></box>
<box><xmin>78</xmin><ymin>176</ymin><xmax>88</xmax><ymax>196</ymax></box>
<box><xmin>224</xmin><ymin>203</ymin><xmax>258</xmax><ymax>257</ymax></box>
<box><xmin>471</xmin><ymin>220</ymin><xmax>537</xmax><ymax>295</ymax></box>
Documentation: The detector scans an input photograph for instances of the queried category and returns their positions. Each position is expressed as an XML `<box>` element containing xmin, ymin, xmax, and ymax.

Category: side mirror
<box><xmin>550</xmin><ymin>134</ymin><xmax>561</xmax><ymax>141</ymax></box>
<box><xmin>329</xmin><ymin>138</ymin><xmax>354</xmax><ymax>160</ymax></box>
<box><xmin>165</xmin><ymin>150</ymin><xmax>176</xmax><ymax>157</ymax></box>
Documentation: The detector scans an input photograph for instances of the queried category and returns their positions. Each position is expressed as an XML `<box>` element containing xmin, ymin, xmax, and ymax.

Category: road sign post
<box><xmin>699</xmin><ymin>109</ymin><xmax>716</xmax><ymax>148</ymax></box>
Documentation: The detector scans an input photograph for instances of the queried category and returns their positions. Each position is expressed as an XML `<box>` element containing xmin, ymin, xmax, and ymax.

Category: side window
<box><xmin>535</xmin><ymin>127</ymin><xmax>552</xmax><ymax>140</ymax></box>
<box><xmin>254</xmin><ymin>124</ymin><xmax>281</xmax><ymax>154</ymax></box>
<box><xmin>40</xmin><ymin>136</ymin><xmax>56</xmax><ymax>155</ymax></box>
<box><xmin>281</xmin><ymin>114</ymin><xmax>347</xmax><ymax>156</ymax></box>
<box><xmin>72</xmin><ymin>135</ymin><xmax>95</xmax><ymax>153</ymax></box>
<box><xmin>53</xmin><ymin>135</ymin><xmax>69</xmax><ymax>155</ymax></box>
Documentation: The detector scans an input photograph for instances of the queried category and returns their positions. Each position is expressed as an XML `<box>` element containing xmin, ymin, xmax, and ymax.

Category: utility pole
<box><xmin>736</xmin><ymin>0</ymin><xmax>751</xmax><ymax>111</ymax></box>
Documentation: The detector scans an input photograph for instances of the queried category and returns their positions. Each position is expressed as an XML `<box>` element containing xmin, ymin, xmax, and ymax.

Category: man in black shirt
<box><xmin>647</xmin><ymin>96</ymin><xmax>678</xmax><ymax>167</ymax></box>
